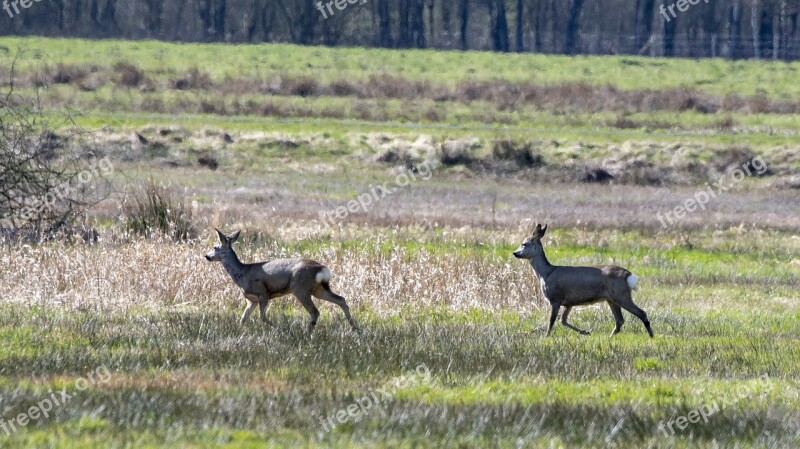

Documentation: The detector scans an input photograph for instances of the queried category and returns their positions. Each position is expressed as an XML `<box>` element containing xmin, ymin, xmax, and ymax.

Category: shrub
<box><xmin>170</xmin><ymin>67</ymin><xmax>213</xmax><ymax>90</ymax></box>
<box><xmin>123</xmin><ymin>182</ymin><xmax>195</xmax><ymax>241</ymax></box>
<box><xmin>1</xmin><ymin>59</ymin><xmax>109</xmax><ymax>241</ymax></box>
<box><xmin>114</xmin><ymin>62</ymin><xmax>146</xmax><ymax>88</ymax></box>
<box><xmin>491</xmin><ymin>140</ymin><xmax>544</xmax><ymax>168</ymax></box>
<box><xmin>283</xmin><ymin>76</ymin><xmax>319</xmax><ymax>97</ymax></box>
<box><xmin>438</xmin><ymin>139</ymin><xmax>479</xmax><ymax>166</ymax></box>
<box><xmin>197</xmin><ymin>153</ymin><xmax>219</xmax><ymax>170</ymax></box>
<box><xmin>51</xmin><ymin>63</ymin><xmax>87</xmax><ymax>85</ymax></box>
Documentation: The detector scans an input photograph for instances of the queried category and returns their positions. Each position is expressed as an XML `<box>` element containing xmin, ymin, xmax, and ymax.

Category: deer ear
<box><xmin>541</xmin><ymin>224</ymin><xmax>548</xmax><ymax>234</ymax></box>
<box><xmin>229</xmin><ymin>230</ymin><xmax>241</xmax><ymax>243</ymax></box>
<box><xmin>216</xmin><ymin>228</ymin><xmax>227</xmax><ymax>243</ymax></box>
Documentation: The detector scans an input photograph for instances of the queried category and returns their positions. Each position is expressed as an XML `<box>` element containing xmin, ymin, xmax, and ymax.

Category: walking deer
<box><xmin>205</xmin><ymin>229</ymin><xmax>358</xmax><ymax>332</ymax></box>
<box><xmin>513</xmin><ymin>224</ymin><xmax>653</xmax><ymax>337</ymax></box>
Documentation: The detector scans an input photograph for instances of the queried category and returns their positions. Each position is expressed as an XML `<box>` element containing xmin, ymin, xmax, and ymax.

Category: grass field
<box><xmin>0</xmin><ymin>37</ymin><xmax>799</xmax><ymax>448</ymax></box>
<box><xmin>3</xmin><ymin>37</ymin><xmax>800</xmax><ymax>96</ymax></box>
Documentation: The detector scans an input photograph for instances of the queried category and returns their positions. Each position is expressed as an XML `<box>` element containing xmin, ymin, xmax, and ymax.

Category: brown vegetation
<box><xmin>16</xmin><ymin>63</ymin><xmax>800</xmax><ymax>121</ymax></box>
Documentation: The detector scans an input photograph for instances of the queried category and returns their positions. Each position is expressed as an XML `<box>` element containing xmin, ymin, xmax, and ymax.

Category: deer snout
<box><xmin>513</xmin><ymin>249</ymin><xmax>524</xmax><ymax>258</ymax></box>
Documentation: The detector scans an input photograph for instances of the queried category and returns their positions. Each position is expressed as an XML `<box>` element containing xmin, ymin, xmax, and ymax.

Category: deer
<box><xmin>513</xmin><ymin>224</ymin><xmax>653</xmax><ymax>337</ymax></box>
<box><xmin>205</xmin><ymin>229</ymin><xmax>358</xmax><ymax>332</ymax></box>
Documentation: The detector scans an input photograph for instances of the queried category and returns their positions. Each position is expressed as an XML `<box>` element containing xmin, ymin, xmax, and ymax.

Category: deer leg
<box><xmin>546</xmin><ymin>303</ymin><xmax>560</xmax><ymax>336</ymax></box>
<box><xmin>240</xmin><ymin>299</ymin><xmax>258</xmax><ymax>325</ymax></box>
<box><xmin>608</xmin><ymin>301</ymin><xmax>625</xmax><ymax>336</ymax></box>
<box><xmin>616</xmin><ymin>296</ymin><xmax>654</xmax><ymax>338</ymax></box>
<box><xmin>258</xmin><ymin>295</ymin><xmax>271</xmax><ymax>323</ymax></box>
<box><xmin>313</xmin><ymin>285</ymin><xmax>358</xmax><ymax>332</ymax></box>
<box><xmin>294</xmin><ymin>292</ymin><xmax>320</xmax><ymax>332</ymax></box>
<box><xmin>561</xmin><ymin>306</ymin><xmax>590</xmax><ymax>335</ymax></box>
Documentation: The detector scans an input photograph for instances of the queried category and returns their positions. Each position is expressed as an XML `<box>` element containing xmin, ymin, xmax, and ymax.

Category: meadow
<box><xmin>0</xmin><ymin>37</ymin><xmax>798</xmax><ymax>448</ymax></box>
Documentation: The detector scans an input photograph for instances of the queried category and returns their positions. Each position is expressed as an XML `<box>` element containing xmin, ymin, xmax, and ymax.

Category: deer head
<box><xmin>513</xmin><ymin>223</ymin><xmax>547</xmax><ymax>259</ymax></box>
<box><xmin>205</xmin><ymin>228</ymin><xmax>241</xmax><ymax>261</ymax></box>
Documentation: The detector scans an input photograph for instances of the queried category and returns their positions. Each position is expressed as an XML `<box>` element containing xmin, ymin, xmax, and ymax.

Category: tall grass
<box><xmin>122</xmin><ymin>181</ymin><xmax>196</xmax><ymax>242</ymax></box>
<box><xmin>0</xmin><ymin>224</ymin><xmax>797</xmax><ymax>448</ymax></box>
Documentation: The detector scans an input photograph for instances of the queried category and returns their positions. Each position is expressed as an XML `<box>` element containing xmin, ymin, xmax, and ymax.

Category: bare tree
<box><xmin>488</xmin><ymin>0</ymin><xmax>510</xmax><ymax>52</ymax></box>
<box><xmin>199</xmin><ymin>0</ymin><xmax>227</xmax><ymax>40</ymax></box>
<box><xmin>376</xmin><ymin>0</ymin><xmax>393</xmax><ymax>47</ymax></box>
<box><xmin>0</xmin><ymin>52</ymin><xmax>110</xmax><ymax>241</ymax></box>
<box><xmin>634</xmin><ymin>0</ymin><xmax>656</xmax><ymax>51</ymax></box>
<box><xmin>460</xmin><ymin>0</ymin><xmax>470</xmax><ymax>49</ymax></box>
<box><xmin>727</xmin><ymin>0</ymin><xmax>742</xmax><ymax>58</ymax></box>
<box><xmin>752</xmin><ymin>0</ymin><xmax>761</xmax><ymax>58</ymax></box>
<box><xmin>515</xmin><ymin>0</ymin><xmax>525</xmax><ymax>52</ymax></box>
<box><xmin>550</xmin><ymin>0</ymin><xmax>560</xmax><ymax>52</ymax></box>
<box><xmin>564</xmin><ymin>0</ymin><xmax>586</xmax><ymax>54</ymax></box>
<box><xmin>3</xmin><ymin>0</ymin><xmax>800</xmax><ymax>60</ymax></box>
<box><xmin>663</xmin><ymin>6</ymin><xmax>679</xmax><ymax>56</ymax></box>
<box><xmin>398</xmin><ymin>0</ymin><xmax>426</xmax><ymax>48</ymax></box>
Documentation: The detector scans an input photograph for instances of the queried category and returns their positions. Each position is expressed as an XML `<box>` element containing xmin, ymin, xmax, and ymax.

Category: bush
<box><xmin>51</xmin><ymin>63</ymin><xmax>87</xmax><ymax>85</ymax></box>
<box><xmin>437</xmin><ymin>139</ymin><xmax>480</xmax><ymax>166</ymax></box>
<box><xmin>114</xmin><ymin>62</ymin><xmax>146</xmax><ymax>88</ymax></box>
<box><xmin>197</xmin><ymin>153</ymin><xmax>219</xmax><ymax>170</ymax></box>
<box><xmin>170</xmin><ymin>67</ymin><xmax>212</xmax><ymax>90</ymax></box>
<box><xmin>283</xmin><ymin>76</ymin><xmax>319</xmax><ymax>97</ymax></box>
<box><xmin>491</xmin><ymin>140</ymin><xmax>544</xmax><ymax>168</ymax></box>
<box><xmin>123</xmin><ymin>182</ymin><xmax>195</xmax><ymax>241</ymax></box>
<box><xmin>1</xmin><ymin>55</ymin><xmax>109</xmax><ymax>241</ymax></box>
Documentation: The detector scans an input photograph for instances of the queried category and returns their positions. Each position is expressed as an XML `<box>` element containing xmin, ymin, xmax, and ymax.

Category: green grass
<box><xmin>0</xmin><ymin>305</ymin><xmax>797</xmax><ymax>448</ymax></box>
<box><xmin>49</xmin><ymin>108</ymin><xmax>800</xmax><ymax>159</ymax></box>
<box><xmin>3</xmin><ymin>37</ymin><xmax>800</xmax><ymax>98</ymax></box>
<box><xmin>4</xmin><ymin>37</ymin><xmax>800</xmax><ymax>156</ymax></box>
<box><xmin>23</xmin><ymin>82</ymin><xmax>800</xmax><ymax>133</ymax></box>
<box><xmin>1</xmin><ymin>36</ymin><xmax>799</xmax><ymax>448</ymax></box>
<box><xmin>1</xmin><ymin>225</ymin><xmax>798</xmax><ymax>448</ymax></box>
<box><xmin>235</xmin><ymin>228</ymin><xmax>799</xmax><ymax>281</ymax></box>
<box><xmin>68</xmin><ymin>106</ymin><xmax>800</xmax><ymax>138</ymax></box>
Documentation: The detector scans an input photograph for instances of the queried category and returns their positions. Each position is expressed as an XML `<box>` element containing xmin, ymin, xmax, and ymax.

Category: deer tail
<box><xmin>627</xmin><ymin>274</ymin><xmax>639</xmax><ymax>291</ymax></box>
<box><xmin>315</xmin><ymin>267</ymin><xmax>332</xmax><ymax>285</ymax></box>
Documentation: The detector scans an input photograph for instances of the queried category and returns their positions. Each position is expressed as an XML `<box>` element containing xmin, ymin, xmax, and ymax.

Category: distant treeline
<box><xmin>1</xmin><ymin>0</ymin><xmax>799</xmax><ymax>60</ymax></box>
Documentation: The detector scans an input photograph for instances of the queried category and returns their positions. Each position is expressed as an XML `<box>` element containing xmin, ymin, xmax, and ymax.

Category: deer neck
<box><xmin>220</xmin><ymin>250</ymin><xmax>247</xmax><ymax>285</ymax></box>
<box><xmin>529</xmin><ymin>241</ymin><xmax>555</xmax><ymax>279</ymax></box>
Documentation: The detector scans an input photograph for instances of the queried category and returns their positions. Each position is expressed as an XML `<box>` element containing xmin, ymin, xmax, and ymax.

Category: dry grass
<box><xmin>0</xmin><ymin>232</ymin><xmax>541</xmax><ymax>315</ymax></box>
<box><xmin>12</xmin><ymin>62</ymin><xmax>800</xmax><ymax>131</ymax></box>
<box><xmin>0</xmin><ymin>221</ymin><xmax>797</xmax><ymax>448</ymax></box>
<box><xmin>2</xmin><ymin>39</ymin><xmax>800</xmax><ymax>449</ymax></box>
<box><xmin>0</xmin><ymin>183</ymin><xmax>797</xmax><ymax>448</ymax></box>
<box><xmin>122</xmin><ymin>181</ymin><xmax>196</xmax><ymax>241</ymax></box>
<box><xmin>1</xmin><ymin>220</ymin><xmax>796</xmax><ymax>316</ymax></box>
<box><xmin>21</xmin><ymin>63</ymin><xmax>800</xmax><ymax>115</ymax></box>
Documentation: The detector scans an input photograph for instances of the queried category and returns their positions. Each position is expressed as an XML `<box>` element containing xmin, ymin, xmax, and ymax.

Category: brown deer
<box><xmin>205</xmin><ymin>229</ymin><xmax>357</xmax><ymax>332</ymax></box>
<box><xmin>513</xmin><ymin>224</ymin><xmax>653</xmax><ymax>337</ymax></box>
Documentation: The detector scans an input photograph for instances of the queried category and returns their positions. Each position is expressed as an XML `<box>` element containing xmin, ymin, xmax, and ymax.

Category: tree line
<box><xmin>1</xmin><ymin>0</ymin><xmax>799</xmax><ymax>59</ymax></box>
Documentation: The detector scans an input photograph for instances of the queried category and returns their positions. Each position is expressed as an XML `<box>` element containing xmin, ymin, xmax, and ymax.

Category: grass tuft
<box><xmin>123</xmin><ymin>181</ymin><xmax>196</xmax><ymax>242</ymax></box>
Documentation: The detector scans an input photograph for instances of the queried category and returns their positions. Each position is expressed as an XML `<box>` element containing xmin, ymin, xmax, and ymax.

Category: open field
<box><xmin>0</xmin><ymin>220</ymin><xmax>798</xmax><ymax>448</ymax></box>
<box><xmin>0</xmin><ymin>38</ymin><xmax>799</xmax><ymax>448</ymax></box>
<box><xmin>3</xmin><ymin>37</ymin><xmax>800</xmax><ymax>96</ymax></box>
<box><xmin>5</xmin><ymin>37</ymin><xmax>800</xmax><ymax>137</ymax></box>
